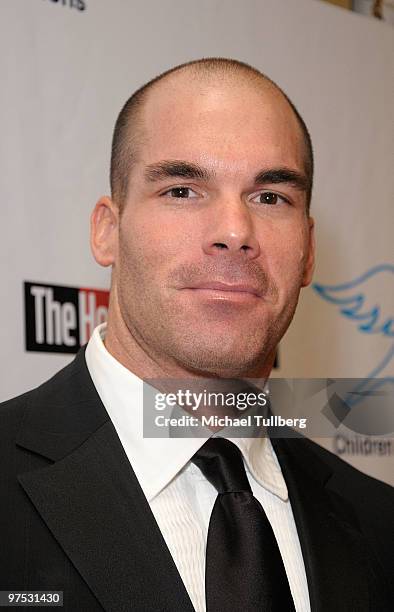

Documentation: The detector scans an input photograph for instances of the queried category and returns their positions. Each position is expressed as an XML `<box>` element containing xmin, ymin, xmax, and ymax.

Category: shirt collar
<box><xmin>85</xmin><ymin>323</ymin><xmax>288</xmax><ymax>502</ymax></box>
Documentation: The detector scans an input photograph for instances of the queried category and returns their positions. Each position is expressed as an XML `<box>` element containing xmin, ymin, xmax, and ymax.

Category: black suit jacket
<box><xmin>1</xmin><ymin>347</ymin><xmax>393</xmax><ymax>611</ymax></box>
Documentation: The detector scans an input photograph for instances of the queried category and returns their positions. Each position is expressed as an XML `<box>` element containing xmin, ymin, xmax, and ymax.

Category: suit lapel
<box><xmin>16</xmin><ymin>348</ymin><xmax>195</xmax><ymax>612</ymax></box>
<box><xmin>272</xmin><ymin>436</ymin><xmax>387</xmax><ymax>612</ymax></box>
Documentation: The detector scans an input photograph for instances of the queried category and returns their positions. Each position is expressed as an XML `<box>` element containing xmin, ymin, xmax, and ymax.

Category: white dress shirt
<box><xmin>85</xmin><ymin>323</ymin><xmax>311</xmax><ymax>612</ymax></box>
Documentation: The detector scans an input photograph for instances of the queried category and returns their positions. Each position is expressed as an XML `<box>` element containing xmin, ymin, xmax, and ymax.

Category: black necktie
<box><xmin>191</xmin><ymin>437</ymin><xmax>296</xmax><ymax>612</ymax></box>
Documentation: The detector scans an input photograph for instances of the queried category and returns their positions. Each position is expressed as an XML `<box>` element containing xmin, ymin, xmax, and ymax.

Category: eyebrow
<box><xmin>253</xmin><ymin>169</ymin><xmax>308</xmax><ymax>192</ymax></box>
<box><xmin>144</xmin><ymin>161</ymin><xmax>213</xmax><ymax>183</ymax></box>
<box><xmin>144</xmin><ymin>160</ymin><xmax>308</xmax><ymax>192</ymax></box>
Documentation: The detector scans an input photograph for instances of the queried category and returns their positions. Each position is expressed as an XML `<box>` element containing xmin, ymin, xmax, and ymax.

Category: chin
<box><xmin>174</xmin><ymin>340</ymin><xmax>272</xmax><ymax>378</ymax></box>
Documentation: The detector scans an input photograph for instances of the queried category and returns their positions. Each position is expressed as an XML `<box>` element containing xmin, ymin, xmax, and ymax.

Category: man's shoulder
<box><xmin>297</xmin><ymin>435</ymin><xmax>394</xmax><ymax>503</ymax></box>
<box><xmin>273</xmin><ymin>433</ymin><xmax>393</xmax><ymax>511</ymax></box>
<box><xmin>0</xmin><ymin>390</ymin><xmax>33</xmax><ymax>438</ymax></box>
<box><xmin>275</xmin><ymin>433</ymin><xmax>394</xmax><ymax>584</ymax></box>
<box><xmin>0</xmin><ymin>349</ymin><xmax>86</xmax><ymax>439</ymax></box>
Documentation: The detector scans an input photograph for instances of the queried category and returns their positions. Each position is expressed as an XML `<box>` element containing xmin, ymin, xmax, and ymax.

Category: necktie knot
<box><xmin>191</xmin><ymin>437</ymin><xmax>252</xmax><ymax>494</ymax></box>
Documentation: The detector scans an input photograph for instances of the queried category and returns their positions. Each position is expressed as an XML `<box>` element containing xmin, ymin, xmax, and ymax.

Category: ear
<box><xmin>90</xmin><ymin>196</ymin><xmax>119</xmax><ymax>267</ymax></box>
<box><xmin>301</xmin><ymin>216</ymin><xmax>315</xmax><ymax>287</ymax></box>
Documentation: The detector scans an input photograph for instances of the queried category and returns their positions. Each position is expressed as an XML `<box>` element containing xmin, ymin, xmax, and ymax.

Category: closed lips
<box><xmin>187</xmin><ymin>282</ymin><xmax>262</xmax><ymax>296</ymax></box>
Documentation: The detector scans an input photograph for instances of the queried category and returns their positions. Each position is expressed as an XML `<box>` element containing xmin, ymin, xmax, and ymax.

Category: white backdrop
<box><xmin>1</xmin><ymin>0</ymin><xmax>393</xmax><ymax>484</ymax></box>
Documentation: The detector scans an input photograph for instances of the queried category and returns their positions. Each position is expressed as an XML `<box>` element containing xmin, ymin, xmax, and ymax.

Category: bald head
<box><xmin>110</xmin><ymin>58</ymin><xmax>314</xmax><ymax>211</ymax></box>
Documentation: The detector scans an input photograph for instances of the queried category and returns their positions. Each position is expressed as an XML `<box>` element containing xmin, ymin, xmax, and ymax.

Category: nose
<box><xmin>202</xmin><ymin>197</ymin><xmax>261</xmax><ymax>259</ymax></box>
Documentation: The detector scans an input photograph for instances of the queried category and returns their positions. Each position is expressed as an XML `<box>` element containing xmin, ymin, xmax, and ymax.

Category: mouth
<box><xmin>182</xmin><ymin>281</ymin><xmax>263</xmax><ymax>303</ymax></box>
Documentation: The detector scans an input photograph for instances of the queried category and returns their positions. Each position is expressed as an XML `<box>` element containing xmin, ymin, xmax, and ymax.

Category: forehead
<box><xmin>137</xmin><ymin>73</ymin><xmax>305</xmax><ymax>176</ymax></box>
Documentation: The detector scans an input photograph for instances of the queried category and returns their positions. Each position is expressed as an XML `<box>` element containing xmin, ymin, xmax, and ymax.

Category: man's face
<box><xmin>111</xmin><ymin>76</ymin><xmax>314</xmax><ymax>377</ymax></box>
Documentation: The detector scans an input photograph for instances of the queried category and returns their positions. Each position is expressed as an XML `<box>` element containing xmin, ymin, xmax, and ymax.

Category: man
<box><xmin>0</xmin><ymin>58</ymin><xmax>393</xmax><ymax>611</ymax></box>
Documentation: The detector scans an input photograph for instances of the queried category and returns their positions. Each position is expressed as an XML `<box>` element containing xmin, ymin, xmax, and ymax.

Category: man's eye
<box><xmin>252</xmin><ymin>192</ymin><xmax>288</xmax><ymax>205</ymax></box>
<box><xmin>163</xmin><ymin>187</ymin><xmax>198</xmax><ymax>199</ymax></box>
